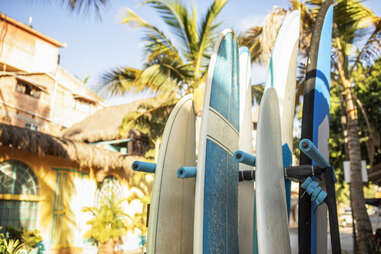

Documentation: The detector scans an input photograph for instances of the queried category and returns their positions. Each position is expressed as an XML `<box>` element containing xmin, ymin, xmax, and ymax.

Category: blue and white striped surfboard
<box><xmin>310</xmin><ymin>6</ymin><xmax>333</xmax><ymax>254</ymax></box>
<box><xmin>194</xmin><ymin>29</ymin><xmax>240</xmax><ymax>254</ymax></box>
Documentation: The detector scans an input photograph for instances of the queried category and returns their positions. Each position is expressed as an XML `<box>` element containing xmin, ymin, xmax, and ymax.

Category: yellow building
<box><xmin>0</xmin><ymin>12</ymin><xmax>154</xmax><ymax>254</ymax></box>
<box><xmin>0</xmin><ymin>104</ymin><xmax>153</xmax><ymax>253</ymax></box>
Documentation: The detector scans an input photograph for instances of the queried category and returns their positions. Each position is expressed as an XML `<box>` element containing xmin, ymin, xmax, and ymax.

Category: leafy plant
<box><xmin>21</xmin><ymin>229</ymin><xmax>42</xmax><ymax>252</ymax></box>
<box><xmin>82</xmin><ymin>192</ymin><xmax>132</xmax><ymax>244</ymax></box>
<box><xmin>0</xmin><ymin>228</ymin><xmax>25</xmax><ymax>254</ymax></box>
<box><xmin>3</xmin><ymin>227</ymin><xmax>43</xmax><ymax>251</ymax></box>
<box><xmin>2</xmin><ymin>239</ymin><xmax>25</xmax><ymax>254</ymax></box>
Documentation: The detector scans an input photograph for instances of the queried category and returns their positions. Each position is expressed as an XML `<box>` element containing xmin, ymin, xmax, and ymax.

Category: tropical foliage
<box><xmin>0</xmin><ymin>227</ymin><xmax>44</xmax><ymax>254</ymax></box>
<box><xmin>58</xmin><ymin>0</ymin><xmax>108</xmax><ymax>16</ymax></box>
<box><xmin>0</xmin><ymin>228</ymin><xmax>24</xmax><ymax>254</ymax></box>
<box><xmin>99</xmin><ymin>0</ymin><xmax>228</xmax><ymax>150</ymax></box>
<box><xmin>82</xmin><ymin>192</ymin><xmax>131</xmax><ymax>244</ymax></box>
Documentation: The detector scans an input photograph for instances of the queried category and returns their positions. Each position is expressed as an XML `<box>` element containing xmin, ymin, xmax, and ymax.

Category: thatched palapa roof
<box><xmin>62</xmin><ymin>97</ymin><xmax>162</xmax><ymax>143</ymax></box>
<box><xmin>0</xmin><ymin>123</ymin><xmax>140</xmax><ymax>178</ymax></box>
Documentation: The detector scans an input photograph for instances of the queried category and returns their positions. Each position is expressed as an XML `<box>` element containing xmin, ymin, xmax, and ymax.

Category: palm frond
<box><xmin>60</xmin><ymin>0</ymin><xmax>108</xmax><ymax>16</ymax></box>
<box><xmin>334</xmin><ymin>0</ymin><xmax>376</xmax><ymax>41</ymax></box>
<box><xmin>143</xmin><ymin>0</ymin><xmax>199</xmax><ymax>58</ymax></box>
<box><xmin>99</xmin><ymin>67</ymin><xmax>143</xmax><ymax>97</ymax></box>
<box><xmin>120</xmin><ymin>98</ymin><xmax>177</xmax><ymax>143</ymax></box>
<box><xmin>122</xmin><ymin>8</ymin><xmax>179</xmax><ymax>57</ymax></box>
<box><xmin>355</xmin><ymin>17</ymin><xmax>381</xmax><ymax>66</ymax></box>
<box><xmin>196</xmin><ymin>0</ymin><xmax>228</xmax><ymax>76</ymax></box>
<box><xmin>138</xmin><ymin>64</ymin><xmax>181</xmax><ymax>96</ymax></box>
<box><xmin>251</xmin><ymin>84</ymin><xmax>265</xmax><ymax>104</ymax></box>
<box><xmin>239</xmin><ymin>7</ymin><xmax>286</xmax><ymax>65</ymax></box>
<box><xmin>238</xmin><ymin>26</ymin><xmax>263</xmax><ymax>63</ymax></box>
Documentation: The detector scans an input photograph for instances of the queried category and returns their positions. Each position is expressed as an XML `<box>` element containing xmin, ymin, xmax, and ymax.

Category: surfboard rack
<box><xmin>284</xmin><ymin>165</ymin><xmax>323</xmax><ymax>181</ymax></box>
<box><xmin>299</xmin><ymin>139</ymin><xmax>336</xmax><ymax>182</ymax></box>
<box><xmin>298</xmin><ymin>139</ymin><xmax>341</xmax><ymax>253</ymax></box>
<box><xmin>177</xmin><ymin>166</ymin><xmax>196</xmax><ymax>178</ymax></box>
<box><xmin>234</xmin><ymin>150</ymin><xmax>256</xmax><ymax>166</ymax></box>
<box><xmin>234</xmin><ymin>139</ymin><xmax>341</xmax><ymax>252</ymax></box>
<box><xmin>238</xmin><ymin>170</ymin><xmax>255</xmax><ymax>181</ymax></box>
<box><xmin>132</xmin><ymin>161</ymin><xmax>156</xmax><ymax>173</ymax></box>
<box><xmin>301</xmin><ymin>177</ymin><xmax>327</xmax><ymax>207</ymax></box>
<box><xmin>238</xmin><ymin>166</ymin><xmax>325</xmax><ymax>182</ymax></box>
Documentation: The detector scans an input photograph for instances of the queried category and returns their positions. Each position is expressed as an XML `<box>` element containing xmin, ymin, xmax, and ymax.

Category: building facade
<box><xmin>0</xmin><ymin>13</ymin><xmax>153</xmax><ymax>254</ymax></box>
<box><xmin>0</xmin><ymin>13</ymin><xmax>105</xmax><ymax>136</ymax></box>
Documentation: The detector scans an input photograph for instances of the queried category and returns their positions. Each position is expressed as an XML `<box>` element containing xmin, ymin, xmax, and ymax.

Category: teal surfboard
<box><xmin>194</xmin><ymin>29</ymin><xmax>240</xmax><ymax>254</ymax></box>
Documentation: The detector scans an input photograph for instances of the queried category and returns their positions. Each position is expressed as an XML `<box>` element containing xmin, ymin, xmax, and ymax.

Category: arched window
<box><xmin>0</xmin><ymin>160</ymin><xmax>39</xmax><ymax>230</ymax></box>
<box><xmin>95</xmin><ymin>176</ymin><xmax>122</xmax><ymax>206</ymax></box>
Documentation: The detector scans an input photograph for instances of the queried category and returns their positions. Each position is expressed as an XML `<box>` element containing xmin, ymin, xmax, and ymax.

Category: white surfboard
<box><xmin>266</xmin><ymin>10</ymin><xmax>299</xmax><ymax>150</ymax></box>
<box><xmin>238</xmin><ymin>47</ymin><xmax>257</xmax><ymax>254</ymax></box>
<box><xmin>265</xmin><ymin>10</ymin><xmax>300</xmax><ymax>216</ymax></box>
<box><xmin>147</xmin><ymin>94</ymin><xmax>196</xmax><ymax>254</ymax></box>
<box><xmin>256</xmin><ymin>88</ymin><xmax>291</xmax><ymax>254</ymax></box>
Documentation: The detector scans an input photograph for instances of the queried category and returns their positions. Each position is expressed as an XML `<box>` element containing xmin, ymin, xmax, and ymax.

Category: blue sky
<box><xmin>1</xmin><ymin>0</ymin><xmax>380</xmax><ymax>105</ymax></box>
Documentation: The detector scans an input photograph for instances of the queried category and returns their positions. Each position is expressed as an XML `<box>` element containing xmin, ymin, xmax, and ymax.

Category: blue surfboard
<box><xmin>310</xmin><ymin>6</ymin><xmax>333</xmax><ymax>254</ymax></box>
<box><xmin>298</xmin><ymin>4</ymin><xmax>333</xmax><ymax>254</ymax></box>
<box><xmin>194</xmin><ymin>29</ymin><xmax>240</xmax><ymax>254</ymax></box>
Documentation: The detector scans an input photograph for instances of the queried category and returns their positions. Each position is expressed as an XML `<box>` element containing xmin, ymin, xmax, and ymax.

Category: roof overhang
<box><xmin>0</xmin><ymin>13</ymin><xmax>66</xmax><ymax>48</ymax></box>
<box><xmin>0</xmin><ymin>72</ymin><xmax>48</xmax><ymax>92</ymax></box>
<box><xmin>73</xmin><ymin>94</ymin><xmax>99</xmax><ymax>104</ymax></box>
<box><xmin>16</xmin><ymin>76</ymin><xmax>48</xmax><ymax>92</ymax></box>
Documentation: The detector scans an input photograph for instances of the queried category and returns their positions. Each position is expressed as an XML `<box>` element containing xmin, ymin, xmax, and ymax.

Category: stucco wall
<box><xmin>0</xmin><ymin>147</ymin><xmax>150</xmax><ymax>254</ymax></box>
<box><xmin>0</xmin><ymin>19</ymin><xmax>59</xmax><ymax>73</ymax></box>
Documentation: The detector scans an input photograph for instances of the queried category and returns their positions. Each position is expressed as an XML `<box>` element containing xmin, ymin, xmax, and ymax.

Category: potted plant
<box><xmin>83</xmin><ymin>193</ymin><xmax>131</xmax><ymax>254</ymax></box>
<box><xmin>1</xmin><ymin>227</ymin><xmax>43</xmax><ymax>254</ymax></box>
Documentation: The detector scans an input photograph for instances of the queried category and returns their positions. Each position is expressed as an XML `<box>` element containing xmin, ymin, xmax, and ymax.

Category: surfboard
<box><xmin>256</xmin><ymin>87</ymin><xmax>291</xmax><ymax>254</ymax></box>
<box><xmin>146</xmin><ymin>94</ymin><xmax>196</xmax><ymax>254</ymax></box>
<box><xmin>265</xmin><ymin>10</ymin><xmax>300</xmax><ymax>217</ymax></box>
<box><xmin>310</xmin><ymin>6</ymin><xmax>333</xmax><ymax>254</ymax></box>
<box><xmin>194</xmin><ymin>29</ymin><xmax>240</xmax><ymax>254</ymax></box>
<box><xmin>238</xmin><ymin>46</ymin><xmax>257</xmax><ymax>254</ymax></box>
<box><xmin>299</xmin><ymin>5</ymin><xmax>333</xmax><ymax>254</ymax></box>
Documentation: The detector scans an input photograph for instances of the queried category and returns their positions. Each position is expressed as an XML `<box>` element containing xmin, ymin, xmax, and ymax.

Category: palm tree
<box><xmin>238</xmin><ymin>7</ymin><xmax>287</xmax><ymax>105</ymax></box>
<box><xmin>99</xmin><ymin>0</ymin><xmax>227</xmax><ymax>146</ymax></box>
<box><xmin>241</xmin><ymin>1</ymin><xmax>381</xmax><ymax>252</ymax></box>
<box><xmin>58</xmin><ymin>0</ymin><xmax>108</xmax><ymax>15</ymax></box>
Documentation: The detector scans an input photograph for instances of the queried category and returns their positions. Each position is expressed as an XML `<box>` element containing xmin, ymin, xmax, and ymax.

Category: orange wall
<box><xmin>0</xmin><ymin>74</ymin><xmax>103</xmax><ymax>135</ymax></box>
<box><xmin>0</xmin><ymin>19</ymin><xmax>59</xmax><ymax>73</ymax></box>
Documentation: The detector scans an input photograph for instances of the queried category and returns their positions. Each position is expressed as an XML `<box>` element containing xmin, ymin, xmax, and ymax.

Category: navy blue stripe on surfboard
<box><xmin>209</xmin><ymin>32</ymin><xmax>240</xmax><ymax>131</ymax></box>
<box><xmin>282</xmin><ymin>144</ymin><xmax>292</xmax><ymax>217</ymax></box>
<box><xmin>204</xmin><ymin>139</ymin><xmax>239</xmax><ymax>254</ymax></box>
<box><xmin>310</xmin><ymin>5</ymin><xmax>333</xmax><ymax>254</ymax></box>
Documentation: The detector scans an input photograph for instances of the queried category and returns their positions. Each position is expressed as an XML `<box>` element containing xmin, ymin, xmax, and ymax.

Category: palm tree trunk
<box><xmin>343</xmin><ymin>85</ymin><xmax>376</xmax><ymax>253</ymax></box>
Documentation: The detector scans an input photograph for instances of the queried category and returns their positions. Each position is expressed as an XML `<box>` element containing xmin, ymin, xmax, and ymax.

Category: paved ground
<box><xmin>125</xmin><ymin>228</ymin><xmax>356</xmax><ymax>254</ymax></box>
<box><xmin>125</xmin><ymin>220</ymin><xmax>381</xmax><ymax>254</ymax></box>
<box><xmin>290</xmin><ymin>226</ymin><xmax>355</xmax><ymax>254</ymax></box>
